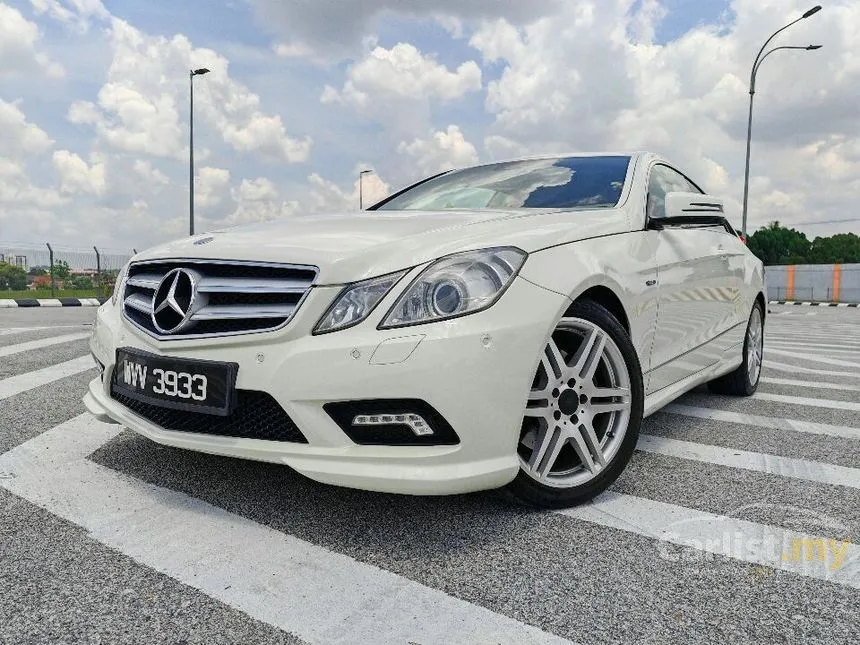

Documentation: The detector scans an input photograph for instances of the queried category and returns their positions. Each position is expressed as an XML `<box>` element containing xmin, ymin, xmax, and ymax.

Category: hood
<box><xmin>135</xmin><ymin>207</ymin><xmax>632</xmax><ymax>284</ymax></box>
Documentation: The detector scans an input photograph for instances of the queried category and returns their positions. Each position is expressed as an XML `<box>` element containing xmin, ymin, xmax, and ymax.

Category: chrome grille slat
<box><xmin>125</xmin><ymin>274</ymin><xmax>162</xmax><ymax>289</ymax></box>
<box><xmin>191</xmin><ymin>304</ymin><xmax>297</xmax><ymax>321</ymax></box>
<box><xmin>122</xmin><ymin>259</ymin><xmax>318</xmax><ymax>340</ymax></box>
<box><xmin>125</xmin><ymin>292</ymin><xmax>154</xmax><ymax>314</ymax></box>
<box><xmin>196</xmin><ymin>277</ymin><xmax>308</xmax><ymax>294</ymax></box>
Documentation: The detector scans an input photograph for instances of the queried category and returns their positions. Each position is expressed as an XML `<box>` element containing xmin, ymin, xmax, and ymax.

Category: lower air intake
<box><xmin>111</xmin><ymin>388</ymin><xmax>308</xmax><ymax>444</ymax></box>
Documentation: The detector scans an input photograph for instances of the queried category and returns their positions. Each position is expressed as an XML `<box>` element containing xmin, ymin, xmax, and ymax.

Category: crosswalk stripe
<box><xmin>760</xmin><ymin>376</ymin><xmax>860</xmax><ymax>392</ymax></box>
<box><xmin>764</xmin><ymin>360</ymin><xmax>860</xmax><ymax>378</ymax></box>
<box><xmin>767</xmin><ymin>338</ymin><xmax>860</xmax><ymax>349</ymax></box>
<box><xmin>753</xmin><ymin>392</ymin><xmax>860</xmax><ymax>412</ymax></box>
<box><xmin>0</xmin><ymin>415</ymin><xmax>574</xmax><ymax>645</ymax></box>
<box><xmin>558</xmin><ymin>493</ymin><xmax>859</xmax><ymax>589</ymax></box>
<box><xmin>662</xmin><ymin>404</ymin><xmax>860</xmax><ymax>440</ymax></box>
<box><xmin>766</xmin><ymin>348</ymin><xmax>860</xmax><ymax>368</ymax></box>
<box><xmin>0</xmin><ymin>332</ymin><xmax>90</xmax><ymax>358</ymax></box>
<box><xmin>0</xmin><ymin>356</ymin><xmax>95</xmax><ymax>400</ymax></box>
<box><xmin>765</xmin><ymin>343</ymin><xmax>860</xmax><ymax>357</ymax></box>
<box><xmin>637</xmin><ymin>435</ymin><xmax>860</xmax><ymax>489</ymax></box>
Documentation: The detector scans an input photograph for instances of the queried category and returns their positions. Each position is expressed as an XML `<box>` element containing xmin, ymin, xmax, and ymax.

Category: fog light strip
<box><xmin>352</xmin><ymin>413</ymin><xmax>434</xmax><ymax>436</ymax></box>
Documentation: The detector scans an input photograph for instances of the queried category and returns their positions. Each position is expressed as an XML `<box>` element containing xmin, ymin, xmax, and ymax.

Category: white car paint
<box><xmin>84</xmin><ymin>151</ymin><xmax>765</xmax><ymax>496</ymax></box>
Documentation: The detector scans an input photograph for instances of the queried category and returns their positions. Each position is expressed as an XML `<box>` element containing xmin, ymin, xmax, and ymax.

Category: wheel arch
<box><xmin>566</xmin><ymin>284</ymin><xmax>631</xmax><ymax>334</ymax></box>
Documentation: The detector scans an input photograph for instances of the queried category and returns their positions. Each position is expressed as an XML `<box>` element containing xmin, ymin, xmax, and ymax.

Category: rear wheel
<box><xmin>506</xmin><ymin>300</ymin><xmax>644</xmax><ymax>509</ymax></box>
<box><xmin>707</xmin><ymin>302</ymin><xmax>764</xmax><ymax>396</ymax></box>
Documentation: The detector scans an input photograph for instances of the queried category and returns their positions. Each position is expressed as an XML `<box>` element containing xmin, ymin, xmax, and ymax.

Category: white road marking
<box><xmin>764</xmin><ymin>360</ymin><xmax>860</xmax><ymax>378</ymax></box>
<box><xmin>765</xmin><ymin>342</ymin><xmax>860</xmax><ymax>357</ymax></box>
<box><xmin>766</xmin><ymin>348</ymin><xmax>860</xmax><ymax>368</ymax></box>
<box><xmin>661</xmin><ymin>404</ymin><xmax>860</xmax><ymax>441</ymax></box>
<box><xmin>0</xmin><ymin>356</ymin><xmax>95</xmax><ymax>400</ymax></box>
<box><xmin>753</xmin><ymin>392</ymin><xmax>860</xmax><ymax>412</ymax></box>
<box><xmin>558</xmin><ymin>493</ymin><xmax>859</xmax><ymax>589</ymax></box>
<box><xmin>766</xmin><ymin>337</ymin><xmax>860</xmax><ymax>349</ymax></box>
<box><xmin>637</xmin><ymin>435</ymin><xmax>860</xmax><ymax>490</ymax></box>
<box><xmin>0</xmin><ymin>325</ymin><xmax>91</xmax><ymax>337</ymax></box>
<box><xmin>0</xmin><ymin>332</ymin><xmax>90</xmax><ymax>358</ymax></box>
<box><xmin>760</xmin><ymin>376</ymin><xmax>860</xmax><ymax>392</ymax></box>
<box><xmin>0</xmin><ymin>415</ymin><xmax>574</xmax><ymax>645</ymax></box>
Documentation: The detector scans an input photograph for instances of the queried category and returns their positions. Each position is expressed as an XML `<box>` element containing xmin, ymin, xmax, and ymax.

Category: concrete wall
<box><xmin>766</xmin><ymin>263</ymin><xmax>860</xmax><ymax>303</ymax></box>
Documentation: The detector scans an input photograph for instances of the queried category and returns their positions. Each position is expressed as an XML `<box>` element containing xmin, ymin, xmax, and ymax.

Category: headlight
<box><xmin>111</xmin><ymin>262</ymin><xmax>129</xmax><ymax>307</ymax></box>
<box><xmin>380</xmin><ymin>247</ymin><xmax>527</xmax><ymax>328</ymax></box>
<box><xmin>314</xmin><ymin>270</ymin><xmax>407</xmax><ymax>334</ymax></box>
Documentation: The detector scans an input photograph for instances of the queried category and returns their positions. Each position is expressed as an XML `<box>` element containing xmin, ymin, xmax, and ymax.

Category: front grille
<box><xmin>111</xmin><ymin>388</ymin><xmax>308</xmax><ymax>443</ymax></box>
<box><xmin>123</xmin><ymin>259</ymin><xmax>318</xmax><ymax>339</ymax></box>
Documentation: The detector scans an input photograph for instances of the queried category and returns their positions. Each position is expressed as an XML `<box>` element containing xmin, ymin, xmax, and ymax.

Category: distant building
<box><xmin>13</xmin><ymin>255</ymin><xmax>27</xmax><ymax>271</ymax></box>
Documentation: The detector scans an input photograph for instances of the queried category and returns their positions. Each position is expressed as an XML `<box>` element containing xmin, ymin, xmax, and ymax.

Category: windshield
<box><xmin>375</xmin><ymin>156</ymin><xmax>630</xmax><ymax>211</ymax></box>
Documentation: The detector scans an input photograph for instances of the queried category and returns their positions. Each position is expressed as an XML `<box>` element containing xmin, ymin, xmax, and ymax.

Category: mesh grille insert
<box><xmin>111</xmin><ymin>388</ymin><xmax>308</xmax><ymax>444</ymax></box>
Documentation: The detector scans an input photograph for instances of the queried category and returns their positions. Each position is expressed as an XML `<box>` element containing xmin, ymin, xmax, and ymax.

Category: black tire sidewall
<box><xmin>506</xmin><ymin>299</ymin><xmax>645</xmax><ymax>509</ymax></box>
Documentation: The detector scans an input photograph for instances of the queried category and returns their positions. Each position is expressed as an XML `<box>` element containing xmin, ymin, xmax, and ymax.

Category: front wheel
<box><xmin>506</xmin><ymin>300</ymin><xmax>644</xmax><ymax>509</ymax></box>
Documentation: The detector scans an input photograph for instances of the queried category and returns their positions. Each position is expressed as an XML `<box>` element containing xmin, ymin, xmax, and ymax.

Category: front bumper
<box><xmin>85</xmin><ymin>275</ymin><xmax>568</xmax><ymax>495</ymax></box>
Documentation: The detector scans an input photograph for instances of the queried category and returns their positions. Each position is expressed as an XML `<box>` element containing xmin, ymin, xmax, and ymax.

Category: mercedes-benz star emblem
<box><xmin>151</xmin><ymin>268</ymin><xmax>201</xmax><ymax>334</ymax></box>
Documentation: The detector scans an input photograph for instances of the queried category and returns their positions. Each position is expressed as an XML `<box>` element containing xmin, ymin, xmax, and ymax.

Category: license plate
<box><xmin>112</xmin><ymin>348</ymin><xmax>238</xmax><ymax>416</ymax></box>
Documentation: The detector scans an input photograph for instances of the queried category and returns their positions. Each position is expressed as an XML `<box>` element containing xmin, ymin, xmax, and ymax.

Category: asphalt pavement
<box><xmin>0</xmin><ymin>305</ymin><xmax>858</xmax><ymax>645</ymax></box>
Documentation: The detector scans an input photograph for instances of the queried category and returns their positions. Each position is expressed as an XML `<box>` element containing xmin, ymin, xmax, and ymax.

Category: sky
<box><xmin>1</xmin><ymin>0</ymin><xmax>858</xmax><ymax>254</ymax></box>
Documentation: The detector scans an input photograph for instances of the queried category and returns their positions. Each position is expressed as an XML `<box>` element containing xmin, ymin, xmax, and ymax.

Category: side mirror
<box><xmin>650</xmin><ymin>191</ymin><xmax>726</xmax><ymax>229</ymax></box>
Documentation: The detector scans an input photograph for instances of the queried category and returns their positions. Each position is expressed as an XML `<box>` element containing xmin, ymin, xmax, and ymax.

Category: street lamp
<box><xmin>359</xmin><ymin>169</ymin><xmax>374</xmax><ymax>210</ymax></box>
<box><xmin>189</xmin><ymin>67</ymin><xmax>210</xmax><ymax>236</ymax></box>
<box><xmin>741</xmin><ymin>5</ymin><xmax>822</xmax><ymax>238</ymax></box>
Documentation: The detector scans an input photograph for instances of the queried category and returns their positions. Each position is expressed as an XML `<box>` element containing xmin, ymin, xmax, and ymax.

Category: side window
<box><xmin>646</xmin><ymin>164</ymin><xmax>703</xmax><ymax>220</ymax></box>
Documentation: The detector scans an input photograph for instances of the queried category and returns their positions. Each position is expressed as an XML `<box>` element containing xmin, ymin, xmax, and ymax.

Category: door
<box><xmin>645</xmin><ymin>165</ymin><xmax>736</xmax><ymax>393</ymax></box>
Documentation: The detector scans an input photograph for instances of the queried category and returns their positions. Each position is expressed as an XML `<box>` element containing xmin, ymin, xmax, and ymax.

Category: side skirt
<box><xmin>643</xmin><ymin>348</ymin><xmax>743</xmax><ymax>418</ymax></box>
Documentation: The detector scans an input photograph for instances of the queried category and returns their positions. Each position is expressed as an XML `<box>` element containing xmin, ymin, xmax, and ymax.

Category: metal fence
<box><xmin>0</xmin><ymin>242</ymin><xmax>134</xmax><ymax>300</ymax></box>
<box><xmin>765</xmin><ymin>263</ymin><xmax>860</xmax><ymax>304</ymax></box>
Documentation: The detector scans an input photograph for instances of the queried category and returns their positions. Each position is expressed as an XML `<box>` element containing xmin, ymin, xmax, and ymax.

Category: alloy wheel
<box><xmin>518</xmin><ymin>317</ymin><xmax>632</xmax><ymax>489</ymax></box>
<box><xmin>747</xmin><ymin>306</ymin><xmax>763</xmax><ymax>386</ymax></box>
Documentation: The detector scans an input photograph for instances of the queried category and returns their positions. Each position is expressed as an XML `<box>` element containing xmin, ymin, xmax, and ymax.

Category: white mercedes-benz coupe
<box><xmin>85</xmin><ymin>152</ymin><xmax>765</xmax><ymax>507</ymax></box>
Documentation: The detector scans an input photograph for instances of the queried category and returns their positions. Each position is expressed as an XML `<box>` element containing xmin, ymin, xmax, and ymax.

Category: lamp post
<box><xmin>741</xmin><ymin>5</ymin><xmax>822</xmax><ymax>238</ymax></box>
<box><xmin>359</xmin><ymin>169</ymin><xmax>373</xmax><ymax>210</ymax></box>
<box><xmin>189</xmin><ymin>67</ymin><xmax>210</xmax><ymax>236</ymax></box>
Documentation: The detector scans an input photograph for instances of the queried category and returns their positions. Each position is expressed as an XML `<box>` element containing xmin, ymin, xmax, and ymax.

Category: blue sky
<box><xmin>0</xmin><ymin>0</ymin><xmax>856</xmax><ymax>252</ymax></box>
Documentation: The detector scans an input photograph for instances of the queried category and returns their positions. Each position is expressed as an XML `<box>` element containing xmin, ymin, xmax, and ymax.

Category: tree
<box><xmin>68</xmin><ymin>275</ymin><xmax>93</xmax><ymax>290</ymax></box>
<box><xmin>747</xmin><ymin>221</ymin><xmax>811</xmax><ymax>266</ymax></box>
<box><xmin>0</xmin><ymin>262</ymin><xmax>27</xmax><ymax>290</ymax></box>
<box><xmin>51</xmin><ymin>260</ymin><xmax>71</xmax><ymax>281</ymax></box>
<box><xmin>808</xmin><ymin>233</ymin><xmax>860</xmax><ymax>264</ymax></box>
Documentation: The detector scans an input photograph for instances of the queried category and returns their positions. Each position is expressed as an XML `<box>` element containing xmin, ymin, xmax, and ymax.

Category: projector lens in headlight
<box><xmin>380</xmin><ymin>247</ymin><xmax>527</xmax><ymax>328</ymax></box>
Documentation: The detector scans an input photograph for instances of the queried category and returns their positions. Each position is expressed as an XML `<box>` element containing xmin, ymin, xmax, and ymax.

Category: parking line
<box><xmin>0</xmin><ymin>356</ymin><xmax>95</xmax><ymax>400</ymax></box>
<box><xmin>0</xmin><ymin>415</ymin><xmax>574</xmax><ymax>645</ymax></box>
<box><xmin>759</xmin><ymin>377</ymin><xmax>860</xmax><ymax>392</ymax></box>
<box><xmin>558</xmin><ymin>493</ymin><xmax>859</xmax><ymax>589</ymax></box>
<box><xmin>753</xmin><ymin>392</ymin><xmax>860</xmax><ymax>412</ymax></box>
<box><xmin>764</xmin><ymin>360</ymin><xmax>860</xmax><ymax>378</ymax></box>
<box><xmin>0</xmin><ymin>332</ymin><xmax>90</xmax><ymax>358</ymax></box>
<box><xmin>661</xmin><ymin>404</ymin><xmax>860</xmax><ymax>441</ymax></box>
<box><xmin>766</xmin><ymin>348</ymin><xmax>860</xmax><ymax>369</ymax></box>
<box><xmin>637</xmin><ymin>435</ymin><xmax>860</xmax><ymax>490</ymax></box>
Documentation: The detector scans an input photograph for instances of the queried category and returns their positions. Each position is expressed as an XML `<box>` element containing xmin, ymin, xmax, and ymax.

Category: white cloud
<box><xmin>0</xmin><ymin>100</ymin><xmax>54</xmax><ymax>155</ymax></box>
<box><xmin>0</xmin><ymin>4</ymin><xmax>64</xmax><ymax>78</ymax></box>
<box><xmin>196</xmin><ymin>167</ymin><xmax>231</xmax><ymax>208</ymax></box>
<box><xmin>52</xmin><ymin>150</ymin><xmax>106</xmax><ymax>196</ymax></box>
<box><xmin>306</xmin><ymin>170</ymin><xmax>390</xmax><ymax>212</ymax></box>
<box><xmin>68</xmin><ymin>17</ymin><xmax>312</xmax><ymax>163</ymax></box>
<box><xmin>29</xmin><ymin>0</ymin><xmax>109</xmax><ymax>31</ymax></box>
<box><xmin>133</xmin><ymin>160</ymin><xmax>169</xmax><ymax>186</ymax></box>
<box><xmin>325</xmin><ymin>43</ymin><xmax>482</xmax><ymax>107</ymax></box>
<box><xmin>397</xmin><ymin>125</ymin><xmax>479</xmax><ymax>174</ymax></box>
<box><xmin>248</xmin><ymin>0</ymin><xmax>560</xmax><ymax>60</ymax></box>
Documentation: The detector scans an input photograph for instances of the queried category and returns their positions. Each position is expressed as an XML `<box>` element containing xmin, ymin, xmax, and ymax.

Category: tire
<box><xmin>707</xmin><ymin>301</ymin><xmax>764</xmax><ymax>397</ymax></box>
<box><xmin>505</xmin><ymin>299</ymin><xmax>644</xmax><ymax>509</ymax></box>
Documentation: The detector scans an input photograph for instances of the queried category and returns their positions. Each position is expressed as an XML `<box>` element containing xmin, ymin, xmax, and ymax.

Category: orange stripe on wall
<box><xmin>833</xmin><ymin>264</ymin><xmax>842</xmax><ymax>302</ymax></box>
<box><xmin>786</xmin><ymin>265</ymin><xmax>796</xmax><ymax>301</ymax></box>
